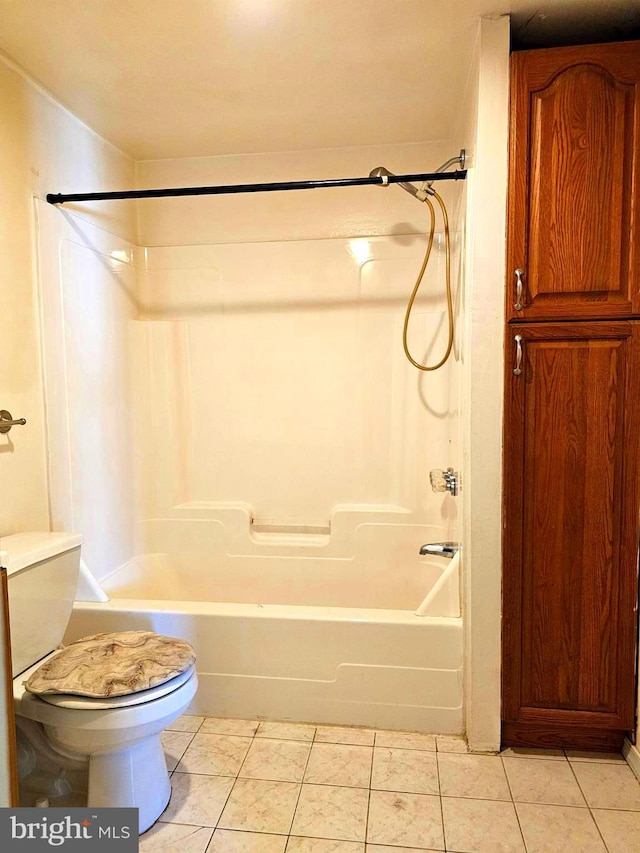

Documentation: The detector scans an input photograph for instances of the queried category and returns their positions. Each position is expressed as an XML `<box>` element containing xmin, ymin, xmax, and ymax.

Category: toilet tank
<box><xmin>0</xmin><ymin>532</ymin><xmax>83</xmax><ymax>676</ymax></box>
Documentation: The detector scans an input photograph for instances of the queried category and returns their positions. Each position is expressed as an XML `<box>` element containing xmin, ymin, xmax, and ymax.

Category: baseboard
<box><xmin>623</xmin><ymin>738</ymin><xmax>640</xmax><ymax>781</ymax></box>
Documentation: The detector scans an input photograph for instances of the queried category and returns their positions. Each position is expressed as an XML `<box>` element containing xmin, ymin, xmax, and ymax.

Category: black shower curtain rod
<box><xmin>45</xmin><ymin>170</ymin><xmax>467</xmax><ymax>205</ymax></box>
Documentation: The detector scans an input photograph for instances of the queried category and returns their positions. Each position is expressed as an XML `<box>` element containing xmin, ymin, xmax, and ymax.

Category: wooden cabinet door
<box><xmin>507</xmin><ymin>42</ymin><xmax>640</xmax><ymax>322</ymax></box>
<box><xmin>502</xmin><ymin>322</ymin><xmax>640</xmax><ymax>749</ymax></box>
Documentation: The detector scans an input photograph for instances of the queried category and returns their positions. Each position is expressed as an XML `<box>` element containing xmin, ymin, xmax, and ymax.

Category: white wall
<box><xmin>0</xmin><ymin>54</ymin><xmax>136</xmax><ymax>803</ymax></box>
<box><xmin>0</xmin><ymin>54</ymin><xmax>136</xmax><ymax>539</ymax></box>
<box><xmin>459</xmin><ymin>16</ymin><xmax>510</xmax><ymax>752</ymax></box>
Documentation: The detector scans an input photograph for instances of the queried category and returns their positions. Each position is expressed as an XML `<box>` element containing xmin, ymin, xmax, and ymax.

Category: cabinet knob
<box><xmin>514</xmin><ymin>335</ymin><xmax>523</xmax><ymax>376</ymax></box>
<box><xmin>514</xmin><ymin>269</ymin><xmax>524</xmax><ymax>311</ymax></box>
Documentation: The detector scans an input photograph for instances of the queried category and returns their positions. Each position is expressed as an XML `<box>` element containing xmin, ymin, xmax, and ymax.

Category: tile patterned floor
<box><xmin>145</xmin><ymin>716</ymin><xmax>640</xmax><ymax>853</ymax></box>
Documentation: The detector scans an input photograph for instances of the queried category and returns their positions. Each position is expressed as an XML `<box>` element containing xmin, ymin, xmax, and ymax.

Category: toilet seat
<box><xmin>24</xmin><ymin>630</ymin><xmax>196</xmax><ymax>700</ymax></box>
<box><xmin>36</xmin><ymin>664</ymin><xmax>196</xmax><ymax>710</ymax></box>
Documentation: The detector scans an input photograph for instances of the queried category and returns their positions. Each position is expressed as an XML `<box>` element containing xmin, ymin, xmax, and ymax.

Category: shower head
<box><xmin>368</xmin><ymin>166</ymin><xmax>428</xmax><ymax>202</ymax></box>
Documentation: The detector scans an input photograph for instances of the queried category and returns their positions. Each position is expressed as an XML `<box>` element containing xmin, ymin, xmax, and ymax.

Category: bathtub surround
<box><xmin>37</xmin><ymin>125</ymin><xmax>466</xmax><ymax>729</ymax></box>
<box><xmin>35</xmin><ymin>203</ymin><xmax>140</xmax><ymax>581</ymax></box>
<box><xmin>34</xmin><ymin>135</ymin><xmax>464</xmax><ymax>586</ymax></box>
<box><xmin>36</xmin><ymin>141</ymin><xmax>465</xmax><ymax>733</ymax></box>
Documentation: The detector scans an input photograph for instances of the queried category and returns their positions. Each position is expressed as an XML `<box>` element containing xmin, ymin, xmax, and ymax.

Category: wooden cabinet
<box><xmin>503</xmin><ymin>40</ymin><xmax>640</xmax><ymax>751</ymax></box>
<box><xmin>507</xmin><ymin>42</ymin><xmax>640</xmax><ymax>322</ymax></box>
<box><xmin>502</xmin><ymin>322</ymin><xmax>640</xmax><ymax>749</ymax></box>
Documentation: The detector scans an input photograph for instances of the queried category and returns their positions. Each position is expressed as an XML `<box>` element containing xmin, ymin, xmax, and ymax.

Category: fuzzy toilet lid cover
<box><xmin>24</xmin><ymin>630</ymin><xmax>196</xmax><ymax>698</ymax></box>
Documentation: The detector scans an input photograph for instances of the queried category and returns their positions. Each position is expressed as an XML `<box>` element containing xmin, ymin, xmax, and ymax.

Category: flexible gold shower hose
<box><xmin>402</xmin><ymin>189</ymin><xmax>454</xmax><ymax>371</ymax></box>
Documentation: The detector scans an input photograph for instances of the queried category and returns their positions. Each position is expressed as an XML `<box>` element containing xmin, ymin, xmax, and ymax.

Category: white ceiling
<box><xmin>0</xmin><ymin>0</ymin><xmax>638</xmax><ymax>160</ymax></box>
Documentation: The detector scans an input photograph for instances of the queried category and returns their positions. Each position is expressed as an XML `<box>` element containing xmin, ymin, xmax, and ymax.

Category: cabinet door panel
<box><xmin>507</xmin><ymin>43</ymin><xmax>640</xmax><ymax>321</ymax></box>
<box><xmin>502</xmin><ymin>322</ymin><xmax>640</xmax><ymax>733</ymax></box>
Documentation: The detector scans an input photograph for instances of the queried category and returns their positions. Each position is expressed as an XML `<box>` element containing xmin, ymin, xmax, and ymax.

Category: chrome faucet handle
<box><xmin>429</xmin><ymin>467</ymin><xmax>459</xmax><ymax>497</ymax></box>
<box><xmin>419</xmin><ymin>542</ymin><xmax>460</xmax><ymax>558</ymax></box>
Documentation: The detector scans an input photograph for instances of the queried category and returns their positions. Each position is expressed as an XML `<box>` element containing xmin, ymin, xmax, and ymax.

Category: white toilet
<box><xmin>3</xmin><ymin>532</ymin><xmax>198</xmax><ymax>832</ymax></box>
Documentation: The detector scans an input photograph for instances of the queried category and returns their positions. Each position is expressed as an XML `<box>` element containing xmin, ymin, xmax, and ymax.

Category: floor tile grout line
<box><xmin>586</xmin><ymin>807</ymin><xmax>612</xmax><ymax>853</ymax></box>
<box><xmin>501</xmin><ymin>755</ymin><xmax>573</xmax><ymax>767</ymax></box>
<box><xmin>446</xmin><ymin>795</ymin><xmax>584</xmax><ymax>806</ymax></box>
<box><xmin>364</xmin><ymin>731</ymin><xmax>375</xmax><ymax>848</ymax></box>
<box><xmin>565</xmin><ymin>758</ymin><xmax>610</xmax><ymax>852</ymax></box>
<box><xmin>368</xmin><ymin>742</ymin><xmax>380</xmax><ymax>848</ymax></box>
<box><xmin>200</xmin><ymin>825</ymin><xmax>294</xmax><ymax>837</ymax></box>
<box><xmin>203</xmin><ymin>824</ymin><xmax>216</xmax><ymax>853</ymax></box>
<box><xmin>287</xmin><ymin>726</ymin><xmax>318</xmax><ymax>839</ymax></box>
<box><xmin>168</xmin><ymin>768</ymin><xmax>554</xmax><ymax>801</ymax></box>
<box><xmin>434</xmin><ymin>750</ymin><xmax>447</xmax><ymax>852</ymax></box>
<box><xmin>233</xmin><ymin>727</ymin><xmax>263</xmax><ymax>781</ymax></box>
<box><xmin>210</xmin><ymin>753</ymin><xmax>256</xmax><ymax>837</ymax></box>
<box><xmin>198</xmin><ymin>831</ymin><xmax>446</xmax><ymax>852</ymax></box>
<box><xmin>580</xmin><ymin>804</ymin><xmax>640</xmax><ymax>812</ymax></box>
<box><xmin>499</xmin><ymin>755</ymin><xmax>514</xmax><ymax>802</ymax></box>
<box><xmin>171</xmin><ymin>730</ymin><xmax>197</xmax><ymax>771</ymax></box>
<box><xmin>215</xmin><ymin>725</ymin><xmax>308</xmax><ymax>838</ymax></box>
<box><xmin>167</xmin><ymin>763</ymin><xmax>638</xmax><ymax>807</ymax></box>
<box><xmin>434</xmin><ymin>747</ymin><xmax>443</xmax><ymax>799</ymax></box>
<box><xmin>500</xmin><ymin>755</ymin><xmax>528</xmax><ymax>853</ymax></box>
<box><xmin>162</xmin><ymin>728</ymin><xmax>196</xmax><ymax>771</ymax></box>
<box><xmin>565</xmin><ymin>757</ymin><xmax>593</xmax><ymax>809</ymax></box>
<box><xmin>364</xmin><ymin>781</ymin><xmax>372</xmax><ymax>846</ymax></box>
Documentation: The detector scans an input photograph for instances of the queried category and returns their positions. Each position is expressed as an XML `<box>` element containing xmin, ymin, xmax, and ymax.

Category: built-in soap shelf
<box><xmin>250</xmin><ymin>519</ymin><xmax>331</xmax><ymax>546</ymax></box>
<box><xmin>251</xmin><ymin>520</ymin><xmax>331</xmax><ymax>536</ymax></box>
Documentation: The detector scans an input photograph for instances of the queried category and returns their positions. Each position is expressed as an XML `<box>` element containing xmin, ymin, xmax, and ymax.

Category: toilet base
<box><xmin>15</xmin><ymin>667</ymin><xmax>198</xmax><ymax>833</ymax></box>
<box><xmin>88</xmin><ymin>733</ymin><xmax>171</xmax><ymax>833</ymax></box>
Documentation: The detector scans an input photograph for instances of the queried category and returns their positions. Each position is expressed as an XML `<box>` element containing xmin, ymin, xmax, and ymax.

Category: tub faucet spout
<box><xmin>419</xmin><ymin>542</ymin><xmax>460</xmax><ymax>559</ymax></box>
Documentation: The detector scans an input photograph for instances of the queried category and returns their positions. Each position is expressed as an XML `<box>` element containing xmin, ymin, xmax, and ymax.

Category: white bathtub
<box><xmin>67</xmin><ymin>550</ymin><xmax>462</xmax><ymax>733</ymax></box>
